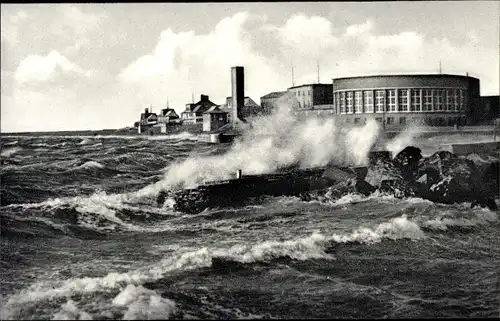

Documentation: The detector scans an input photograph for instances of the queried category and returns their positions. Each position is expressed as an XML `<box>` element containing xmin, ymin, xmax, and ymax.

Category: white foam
<box><xmin>52</xmin><ymin>300</ymin><xmax>93</xmax><ymax>320</ymax></box>
<box><xmin>331</xmin><ymin>214</ymin><xmax>425</xmax><ymax>244</ymax></box>
<box><xmin>78</xmin><ymin>138</ymin><xmax>93</xmax><ymax>145</ymax></box>
<box><xmin>4</xmin><ymin>140</ymin><xmax>18</xmax><ymax>146</ymax></box>
<box><xmin>385</xmin><ymin>125</ymin><xmax>421</xmax><ymax>156</ymax></box>
<box><xmin>422</xmin><ymin>207</ymin><xmax>498</xmax><ymax>231</ymax></box>
<box><xmin>0</xmin><ymin>214</ymin><xmax>427</xmax><ymax>319</ymax></box>
<box><xmin>1</xmin><ymin>147</ymin><xmax>22</xmax><ymax>157</ymax></box>
<box><xmin>136</xmin><ymin>102</ymin><xmax>381</xmax><ymax>196</ymax></box>
<box><xmin>76</xmin><ymin>161</ymin><xmax>105</xmax><ymax>170</ymax></box>
<box><xmin>147</xmin><ymin>132</ymin><xmax>197</xmax><ymax>141</ymax></box>
<box><xmin>218</xmin><ymin>232</ymin><xmax>333</xmax><ymax>262</ymax></box>
<box><xmin>112</xmin><ymin>284</ymin><xmax>176</xmax><ymax>320</ymax></box>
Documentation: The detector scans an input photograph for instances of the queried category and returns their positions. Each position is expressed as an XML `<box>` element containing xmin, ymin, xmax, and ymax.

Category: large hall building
<box><xmin>260</xmin><ymin>73</ymin><xmax>499</xmax><ymax>128</ymax></box>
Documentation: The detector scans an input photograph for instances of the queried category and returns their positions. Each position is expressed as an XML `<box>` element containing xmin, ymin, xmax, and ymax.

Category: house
<box><xmin>138</xmin><ymin>107</ymin><xmax>158</xmax><ymax>133</ymax></box>
<box><xmin>260</xmin><ymin>91</ymin><xmax>287</xmax><ymax>114</ymax></box>
<box><xmin>203</xmin><ymin>106</ymin><xmax>229</xmax><ymax>132</ymax></box>
<box><xmin>180</xmin><ymin>95</ymin><xmax>217</xmax><ymax>124</ymax></box>
<box><xmin>157</xmin><ymin>108</ymin><xmax>180</xmax><ymax>124</ymax></box>
<box><xmin>139</xmin><ymin>108</ymin><xmax>158</xmax><ymax>125</ymax></box>
<box><xmin>222</xmin><ymin>96</ymin><xmax>263</xmax><ymax>121</ymax></box>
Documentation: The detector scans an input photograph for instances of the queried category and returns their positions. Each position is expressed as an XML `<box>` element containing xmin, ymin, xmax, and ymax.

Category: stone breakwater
<box><xmin>157</xmin><ymin>147</ymin><xmax>499</xmax><ymax>213</ymax></box>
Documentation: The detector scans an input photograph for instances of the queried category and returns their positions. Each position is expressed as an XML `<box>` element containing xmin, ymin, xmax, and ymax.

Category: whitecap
<box><xmin>52</xmin><ymin>300</ymin><xmax>93</xmax><ymax>320</ymax></box>
<box><xmin>112</xmin><ymin>284</ymin><xmax>176</xmax><ymax>320</ymax></box>
<box><xmin>1</xmin><ymin>147</ymin><xmax>22</xmax><ymax>157</ymax></box>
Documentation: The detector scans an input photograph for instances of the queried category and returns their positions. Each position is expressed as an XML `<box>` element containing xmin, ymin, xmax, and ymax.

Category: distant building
<box><xmin>203</xmin><ymin>106</ymin><xmax>229</xmax><ymax>132</ymax></box>
<box><xmin>287</xmin><ymin>84</ymin><xmax>334</xmax><ymax>110</ymax></box>
<box><xmin>260</xmin><ymin>91</ymin><xmax>286</xmax><ymax>114</ymax></box>
<box><xmin>137</xmin><ymin>107</ymin><xmax>158</xmax><ymax>133</ymax></box>
<box><xmin>222</xmin><ymin>96</ymin><xmax>263</xmax><ymax>121</ymax></box>
<box><xmin>331</xmin><ymin>74</ymin><xmax>482</xmax><ymax>127</ymax></box>
<box><xmin>181</xmin><ymin>95</ymin><xmax>217</xmax><ymax>124</ymax></box>
<box><xmin>157</xmin><ymin>108</ymin><xmax>180</xmax><ymax>124</ymax></box>
<box><xmin>139</xmin><ymin>108</ymin><xmax>158</xmax><ymax>125</ymax></box>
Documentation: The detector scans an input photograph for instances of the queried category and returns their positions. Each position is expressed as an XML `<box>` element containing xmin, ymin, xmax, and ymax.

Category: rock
<box><xmin>426</xmin><ymin>151</ymin><xmax>457</xmax><ymax>165</ymax></box>
<box><xmin>355</xmin><ymin>180</ymin><xmax>376</xmax><ymax>196</ymax></box>
<box><xmin>365</xmin><ymin>160</ymin><xmax>401</xmax><ymax>188</ymax></box>
<box><xmin>352</xmin><ymin>167</ymin><xmax>368</xmax><ymax>181</ymax></box>
<box><xmin>474</xmin><ymin>160</ymin><xmax>499</xmax><ymax>199</ymax></box>
<box><xmin>392</xmin><ymin>146</ymin><xmax>423</xmax><ymax>182</ymax></box>
<box><xmin>368</xmin><ymin>151</ymin><xmax>393</xmax><ymax>166</ymax></box>
<box><xmin>322</xmin><ymin>166</ymin><xmax>356</xmax><ymax>185</ymax></box>
<box><xmin>379</xmin><ymin>179</ymin><xmax>415</xmax><ymax>198</ymax></box>
<box><xmin>156</xmin><ymin>191</ymin><xmax>167</xmax><ymax>207</ymax></box>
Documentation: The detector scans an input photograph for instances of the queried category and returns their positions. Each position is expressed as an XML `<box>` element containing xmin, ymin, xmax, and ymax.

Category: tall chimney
<box><xmin>231</xmin><ymin>66</ymin><xmax>244</xmax><ymax>124</ymax></box>
<box><xmin>145</xmin><ymin>108</ymin><xmax>149</xmax><ymax>115</ymax></box>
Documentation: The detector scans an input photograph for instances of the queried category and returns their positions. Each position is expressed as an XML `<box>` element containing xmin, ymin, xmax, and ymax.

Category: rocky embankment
<box><xmin>317</xmin><ymin>146</ymin><xmax>499</xmax><ymax>210</ymax></box>
<box><xmin>158</xmin><ymin>146</ymin><xmax>499</xmax><ymax>213</ymax></box>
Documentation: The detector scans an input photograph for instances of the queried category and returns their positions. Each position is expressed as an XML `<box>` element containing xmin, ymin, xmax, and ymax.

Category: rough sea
<box><xmin>1</xmin><ymin>131</ymin><xmax>499</xmax><ymax>319</ymax></box>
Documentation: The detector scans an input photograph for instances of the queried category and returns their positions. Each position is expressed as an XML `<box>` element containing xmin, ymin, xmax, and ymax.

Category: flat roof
<box><xmin>332</xmin><ymin>73</ymin><xmax>479</xmax><ymax>81</ymax></box>
<box><xmin>287</xmin><ymin>83</ymin><xmax>333</xmax><ymax>90</ymax></box>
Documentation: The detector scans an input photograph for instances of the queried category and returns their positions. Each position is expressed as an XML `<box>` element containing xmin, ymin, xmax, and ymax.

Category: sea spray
<box><xmin>137</xmin><ymin>100</ymin><xmax>381</xmax><ymax>195</ymax></box>
<box><xmin>385</xmin><ymin>124</ymin><xmax>421</xmax><ymax>156</ymax></box>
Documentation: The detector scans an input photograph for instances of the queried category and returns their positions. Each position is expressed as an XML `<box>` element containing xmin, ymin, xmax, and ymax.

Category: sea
<box><xmin>0</xmin><ymin>130</ymin><xmax>499</xmax><ymax>320</ymax></box>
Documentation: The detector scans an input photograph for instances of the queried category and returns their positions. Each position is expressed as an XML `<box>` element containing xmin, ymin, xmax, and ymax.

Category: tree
<box><xmin>133</xmin><ymin>121</ymin><xmax>139</xmax><ymax>128</ymax></box>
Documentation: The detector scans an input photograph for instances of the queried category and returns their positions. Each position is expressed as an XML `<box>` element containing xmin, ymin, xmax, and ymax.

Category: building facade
<box><xmin>223</xmin><ymin>96</ymin><xmax>262</xmax><ymax>121</ymax></box>
<box><xmin>202</xmin><ymin>106</ymin><xmax>229</xmax><ymax>132</ymax></box>
<box><xmin>180</xmin><ymin>95</ymin><xmax>217</xmax><ymax>124</ymax></box>
<box><xmin>287</xmin><ymin>84</ymin><xmax>334</xmax><ymax>111</ymax></box>
<box><xmin>331</xmin><ymin>74</ymin><xmax>481</xmax><ymax>127</ymax></box>
<box><xmin>157</xmin><ymin>108</ymin><xmax>180</xmax><ymax>124</ymax></box>
<box><xmin>260</xmin><ymin>91</ymin><xmax>286</xmax><ymax>114</ymax></box>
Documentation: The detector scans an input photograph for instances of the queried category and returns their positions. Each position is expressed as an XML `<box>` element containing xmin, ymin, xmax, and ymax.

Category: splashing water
<box><xmin>138</xmin><ymin>100</ymin><xmax>381</xmax><ymax>195</ymax></box>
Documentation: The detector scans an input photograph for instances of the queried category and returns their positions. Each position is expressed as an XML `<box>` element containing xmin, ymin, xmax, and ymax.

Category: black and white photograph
<box><xmin>1</xmin><ymin>1</ymin><xmax>499</xmax><ymax>319</ymax></box>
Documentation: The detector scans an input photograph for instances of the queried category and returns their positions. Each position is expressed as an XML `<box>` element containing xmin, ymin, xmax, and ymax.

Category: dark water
<box><xmin>1</xmin><ymin>133</ymin><xmax>499</xmax><ymax>319</ymax></box>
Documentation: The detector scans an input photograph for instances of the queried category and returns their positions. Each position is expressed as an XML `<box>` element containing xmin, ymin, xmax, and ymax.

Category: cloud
<box><xmin>1</xmin><ymin>9</ymin><xmax>498</xmax><ymax>132</ymax></box>
<box><xmin>0</xmin><ymin>9</ymin><xmax>28</xmax><ymax>47</ymax></box>
<box><xmin>117</xmin><ymin>12</ymin><xmax>283</xmax><ymax>115</ymax></box>
<box><xmin>15</xmin><ymin>51</ymin><xmax>90</xmax><ymax>84</ymax></box>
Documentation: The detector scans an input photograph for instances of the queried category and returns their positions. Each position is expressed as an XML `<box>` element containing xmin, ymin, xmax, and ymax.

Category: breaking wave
<box><xmin>75</xmin><ymin>161</ymin><xmax>105</xmax><ymax>170</ymax></box>
<box><xmin>78</xmin><ymin>138</ymin><xmax>93</xmax><ymax>145</ymax></box>
<box><xmin>1</xmin><ymin>147</ymin><xmax>22</xmax><ymax>157</ymax></box>
<box><xmin>137</xmin><ymin>102</ymin><xmax>381</xmax><ymax>195</ymax></box>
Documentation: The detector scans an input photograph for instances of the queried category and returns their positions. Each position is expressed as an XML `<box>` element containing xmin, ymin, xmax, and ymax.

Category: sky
<box><xmin>1</xmin><ymin>2</ymin><xmax>499</xmax><ymax>132</ymax></box>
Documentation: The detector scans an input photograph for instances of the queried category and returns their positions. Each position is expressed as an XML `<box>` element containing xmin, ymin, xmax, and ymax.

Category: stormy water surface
<box><xmin>1</xmin><ymin>125</ymin><xmax>499</xmax><ymax>319</ymax></box>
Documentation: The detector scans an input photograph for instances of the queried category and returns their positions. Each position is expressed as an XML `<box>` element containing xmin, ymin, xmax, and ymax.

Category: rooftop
<box><xmin>204</xmin><ymin>106</ymin><xmax>228</xmax><ymax>114</ymax></box>
<box><xmin>332</xmin><ymin>73</ymin><xmax>479</xmax><ymax>81</ymax></box>
<box><xmin>260</xmin><ymin>91</ymin><xmax>287</xmax><ymax>99</ymax></box>
<box><xmin>287</xmin><ymin>83</ymin><xmax>333</xmax><ymax>90</ymax></box>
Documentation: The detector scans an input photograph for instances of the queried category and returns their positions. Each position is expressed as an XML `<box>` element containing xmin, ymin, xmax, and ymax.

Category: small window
<box><xmin>375</xmin><ymin>117</ymin><xmax>382</xmax><ymax>123</ymax></box>
<box><xmin>400</xmin><ymin>117</ymin><xmax>407</xmax><ymax>125</ymax></box>
<box><xmin>386</xmin><ymin>117</ymin><xmax>394</xmax><ymax>124</ymax></box>
<box><xmin>354</xmin><ymin>118</ymin><xmax>361</xmax><ymax>124</ymax></box>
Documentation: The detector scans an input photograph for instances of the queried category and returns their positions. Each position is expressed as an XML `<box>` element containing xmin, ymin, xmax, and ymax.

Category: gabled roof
<box><xmin>225</xmin><ymin>96</ymin><xmax>261</xmax><ymax>107</ymax></box>
<box><xmin>160</xmin><ymin>108</ymin><xmax>178</xmax><ymax>117</ymax></box>
<box><xmin>204</xmin><ymin>106</ymin><xmax>229</xmax><ymax>114</ymax></box>
<box><xmin>260</xmin><ymin>91</ymin><xmax>286</xmax><ymax>99</ymax></box>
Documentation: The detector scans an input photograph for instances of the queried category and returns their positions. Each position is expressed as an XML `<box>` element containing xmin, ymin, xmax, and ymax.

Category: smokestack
<box><xmin>145</xmin><ymin>108</ymin><xmax>149</xmax><ymax>114</ymax></box>
<box><xmin>231</xmin><ymin>66</ymin><xmax>244</xmax><ymax>124</ymax></box>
